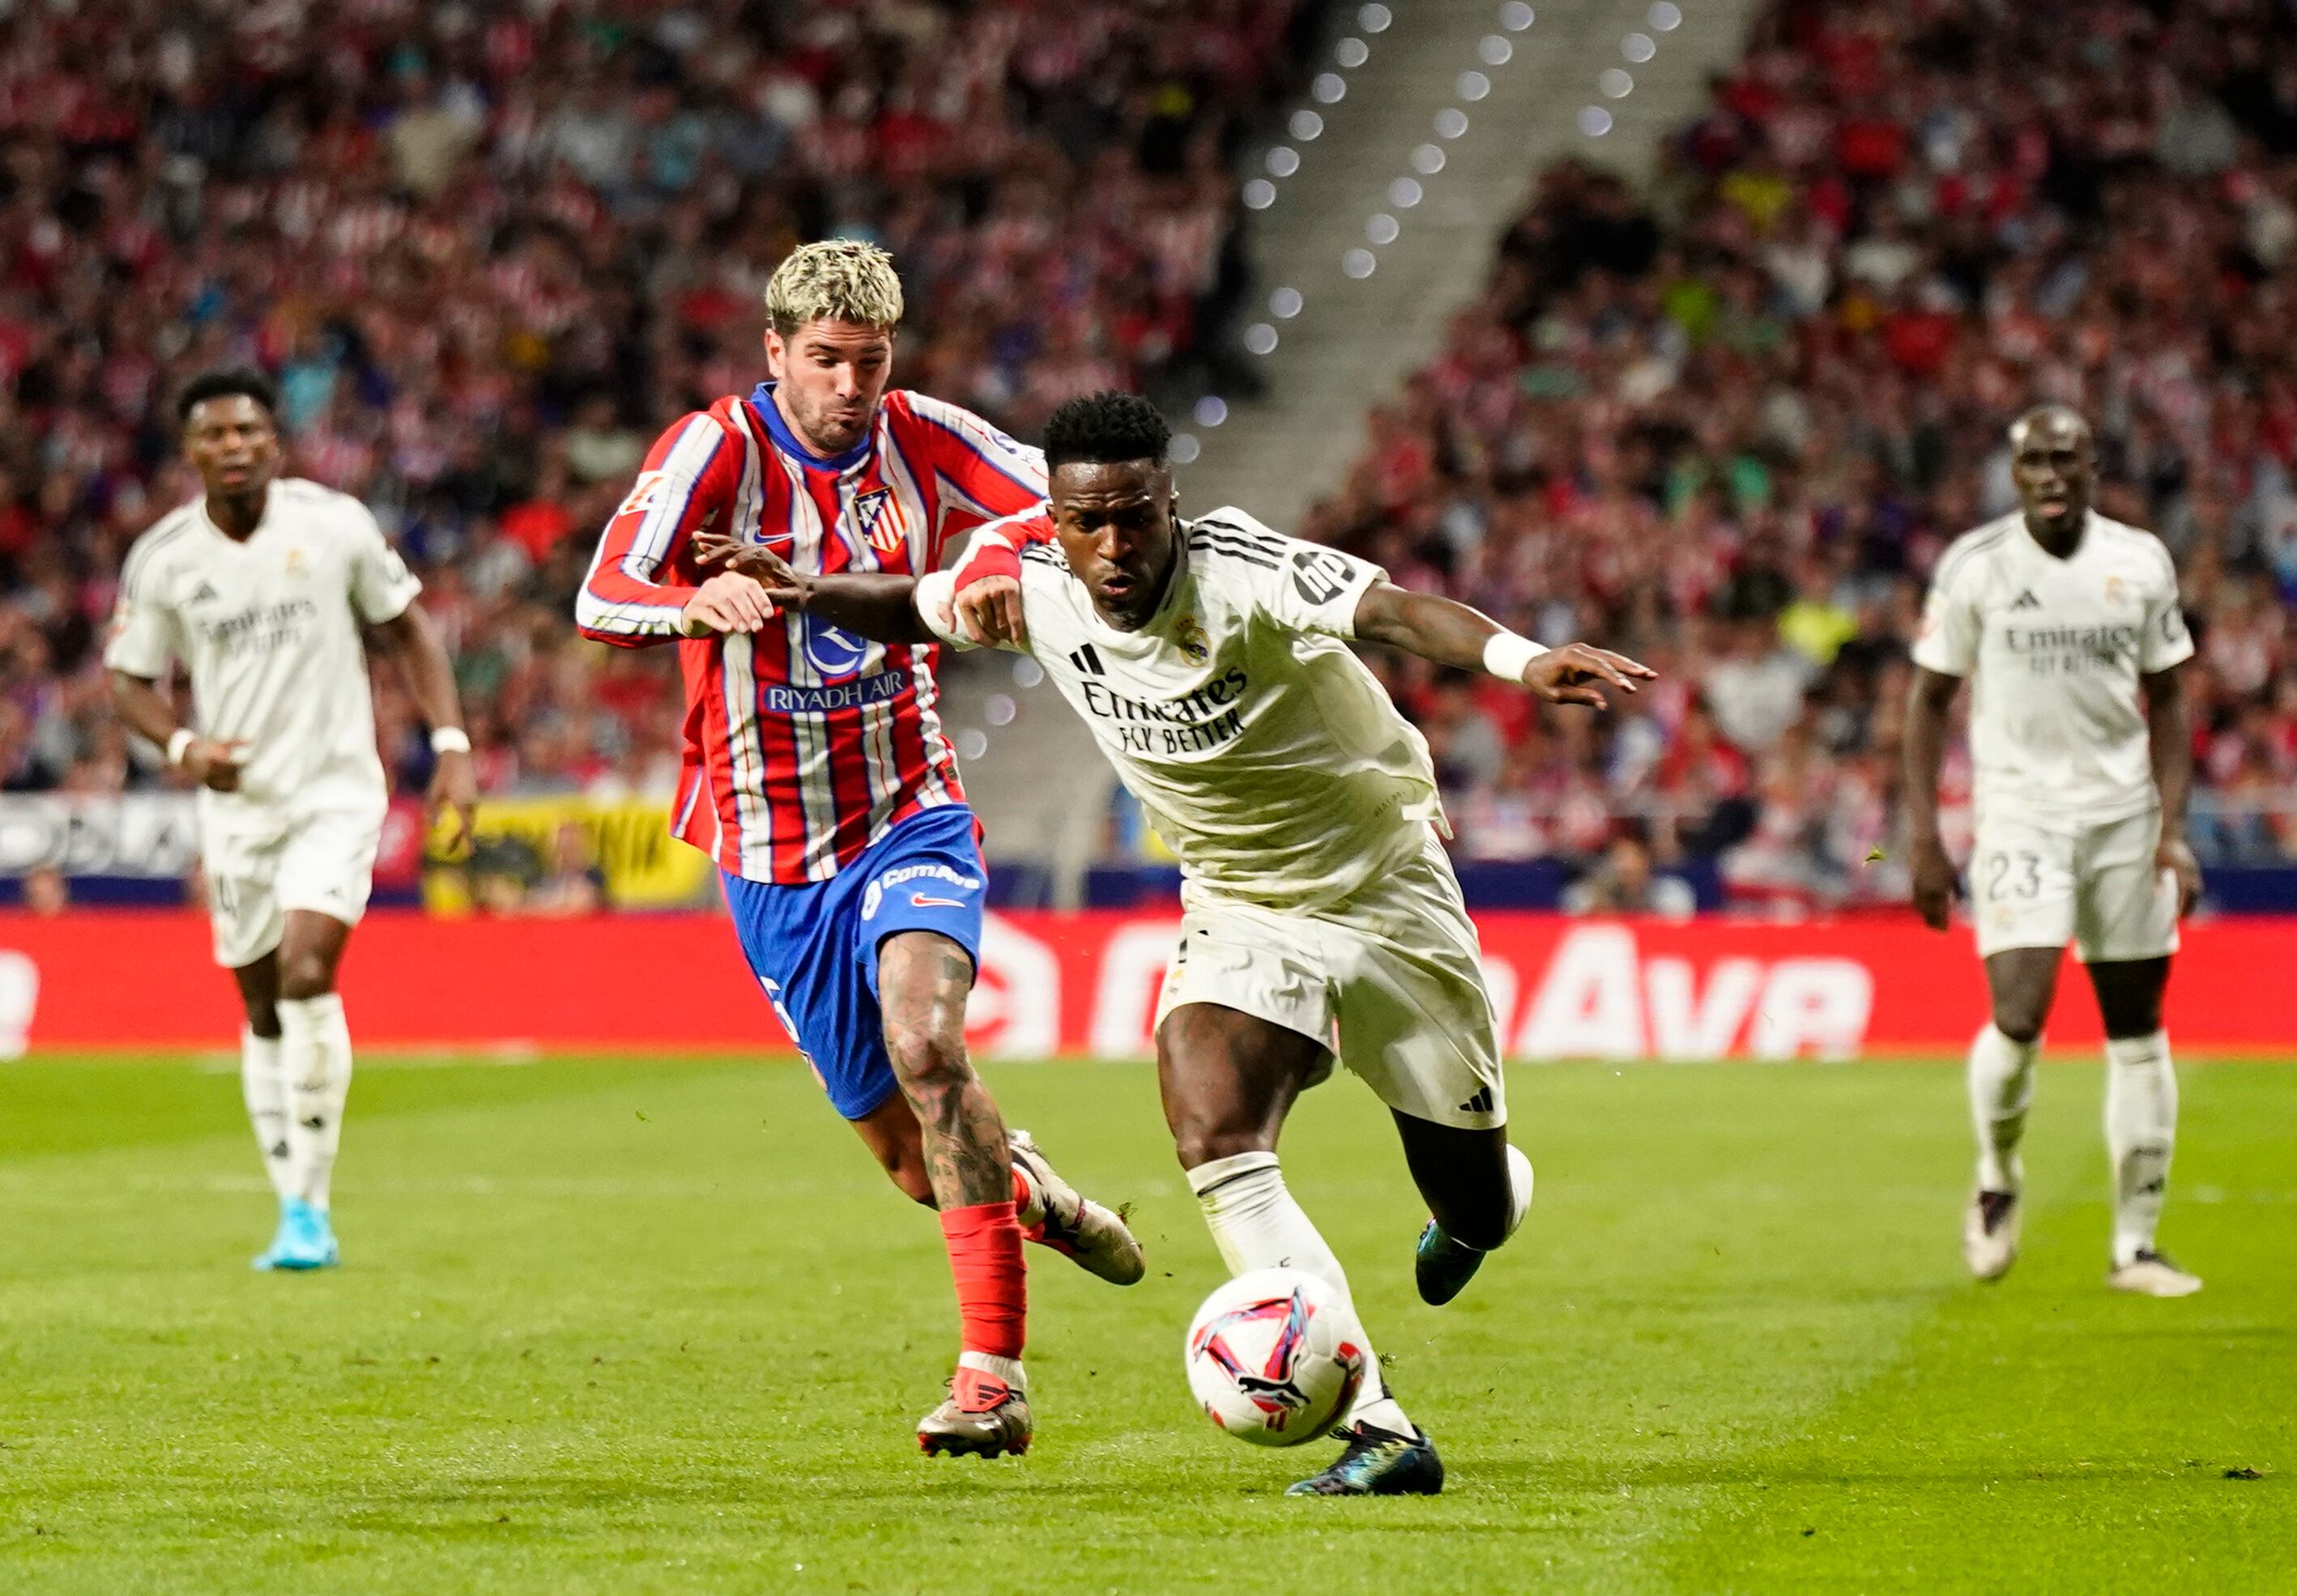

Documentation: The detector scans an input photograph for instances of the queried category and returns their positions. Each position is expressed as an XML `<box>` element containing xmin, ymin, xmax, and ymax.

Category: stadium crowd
<box><xmin>6</xmin><ymin>0</ymin><xmax>2296</xmax><ymax>912</ymax></box>
<box><xmin>0</xmin><ymin>0</ymin><xmax>1314</xmax><ymax>838</ymax></box>
<box><xmin>1310</xmin><ymin>0</ymin><xmax>2297</xmax><ymax>904</ymax></box>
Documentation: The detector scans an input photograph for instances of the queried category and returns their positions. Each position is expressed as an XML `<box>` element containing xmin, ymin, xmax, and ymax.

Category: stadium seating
<box><xmin>6</xmin><ymin>0</ymin><xmax>2292</xmax><ymax>911</ymax></box>
<box><xmin>0</xmin><ymin>0</ymin><xmax>1315</xmax><ymax>831</ymax></box>
<box><xmin>1305</xmin><ymin>0</ymin><xmax>2297</xmax><ymax>904</ymax></box>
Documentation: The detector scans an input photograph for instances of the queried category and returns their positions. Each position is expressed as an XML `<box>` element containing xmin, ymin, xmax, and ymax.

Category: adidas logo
<box><xmin>1456</xmin><ymin>1084</ymin><xmax>1495</xmax><ymax>1116</ymax></box>
<box><xmin>1069</xmin><ymin>642</ymin><xmax>1106</xmax><ymax>676</ymax></box>
<box><xmin>2009</xmin><ymin>589</ymin><xmax>2040</xmax><ymax>611</ymax></box>
<box><xmin>190</xmin><ymin>580</ymin><xmax>219</xmax><ymax>604</ymax></box>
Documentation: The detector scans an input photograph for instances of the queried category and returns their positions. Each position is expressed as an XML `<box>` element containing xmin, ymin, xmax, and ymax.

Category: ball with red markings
<box><xmin>1183</xmin><ymin>1268</ymin><xmax>1366</xmax><ymax>1448</ymax></box>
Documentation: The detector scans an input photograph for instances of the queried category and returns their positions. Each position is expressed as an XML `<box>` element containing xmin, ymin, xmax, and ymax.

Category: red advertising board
<box><xmin>1</xmin><ymin>910</ymin><xmax>2291</xmax><ymax>1058</ymax></box>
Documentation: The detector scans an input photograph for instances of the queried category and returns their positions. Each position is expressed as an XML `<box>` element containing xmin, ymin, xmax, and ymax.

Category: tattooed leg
<box><xmin>877</xmin><ymin>931</ymin><xmax>1012</xmax><ymax>1208</ymax></box>
<box><xmin>880</xmin><ymin>927</ymin><xmax>1031</xmax><ymax>1435</ymax></box>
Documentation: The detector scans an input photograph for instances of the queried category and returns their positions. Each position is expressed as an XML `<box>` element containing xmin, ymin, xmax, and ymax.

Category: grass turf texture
<box><xmin>1</xmin><ymin>1058</ymin><xmax>2289</xmax><ymax>1595</ymax></box>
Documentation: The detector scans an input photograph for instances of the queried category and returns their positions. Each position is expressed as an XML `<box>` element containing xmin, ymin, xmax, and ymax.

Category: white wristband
<box><xmin>1481</xmin><ymin>630</ymin><xmax>1548</xmax><ymax>683</ymax></box>
<box><xmin>430</xmin><ymin>726</ymin><xmax>472</xmax><ymax>756</ymax></box>
<box><xmin>165</xmin><ymin>728</ymin><xmax>196</xmax><ymax>766</ymax></box>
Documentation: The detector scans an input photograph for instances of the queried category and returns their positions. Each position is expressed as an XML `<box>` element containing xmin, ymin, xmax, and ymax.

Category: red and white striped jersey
<box><xmin>575</xmin><ymin>383</ymin><xmax>1048</xmax><ymax>883</ymax></box>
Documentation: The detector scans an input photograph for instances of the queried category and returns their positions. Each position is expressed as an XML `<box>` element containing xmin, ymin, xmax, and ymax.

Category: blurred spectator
<box><xmin>21</xmin><ymin>864</ymin><xmax>68</xmax><ymax>917</ymax></box>
<box><xmin>1564</xmin><ymin>833</ymin><xmax>1697</xmax><ymax>920</ymax></box>
<box><xmin>469</xmin><ymin>835</ymin><xmax>543</xmax><ymax>916</ymax></box>
<box><xmin>527</xmin><ymin>823</ymin><xmax>608</xmax><ymax>917</ymax></box>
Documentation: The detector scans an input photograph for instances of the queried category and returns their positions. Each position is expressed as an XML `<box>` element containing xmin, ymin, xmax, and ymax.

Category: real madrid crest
<box><xmin>1174</xmin><ymin>615</ymin><xmax>1210</xmax><ymax>664</ymax></box>
<box><xmin>2103</xmin><ymin>572</ymin><xmax>2127</xmax><ymax>606</ymax></box>
<box><xmin>283</xmin><ymin>547</ymin><xmax>309</xmax><ymax>577</ymax></box>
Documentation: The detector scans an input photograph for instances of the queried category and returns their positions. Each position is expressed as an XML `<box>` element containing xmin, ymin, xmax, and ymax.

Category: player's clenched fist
<box><xmin>680</xmin><ymin>570</ymin><xmax>778</xmax><ymax>636</ymax></box>
<box><xmin>2157</xmin><ymin>833</ymin><xmax>2201</xmax><ymax>919</ymax></box>
<box><xmin>1516</xmin><ymin>644</ymin><xmax>1656</xmax><ymax>711</ymax></box>
<box><xmin>1909</xmin><ymin>835</ymin><xmax>1958</xmax><ymax>931</ymax></box>
<box><xmin>180</xmin><ymin>737</ymin><xmax>248</xmax><ymax>794</ymax></box>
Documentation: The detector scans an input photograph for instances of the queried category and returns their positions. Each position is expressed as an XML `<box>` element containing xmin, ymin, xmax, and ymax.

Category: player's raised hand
<box><xmin>2158</xmin><ymin>832</ymin><xmax>2201</xmax><ymax>918</ymax></box>
<box><xmin>1909</xmin><ymin>835</ymin><xmax>1958</xmax><ymax>931</ymax></box>
<box><xmin>430</xmin><ymin>747</ymin><xmax>478</xmax><ymax>854</ymax></box>
<box><xmin>1518</xmin><ymin>644</ymin><xmax>1656</xmax><ymax>711</ymax></box>
<box><xmin>181</xmin><ymin>738</ymin><xmax>248</xmax><ymax>794</ymax></box>
<box><xmin>680</xmin><ymin>570</ymin><xmax>778</xmax><ymax>636</ymax></box>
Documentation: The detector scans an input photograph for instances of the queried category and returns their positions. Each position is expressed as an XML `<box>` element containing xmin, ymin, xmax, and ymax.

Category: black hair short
<box><xmin>1042</xmin><ymin>390</ymin><xmax>1170</xmax><ymax>472</ymax></box>
<box><xmin>176</xmin><ymin>368</ymin><xmax>278</xmax><ymax>425</ymax></box>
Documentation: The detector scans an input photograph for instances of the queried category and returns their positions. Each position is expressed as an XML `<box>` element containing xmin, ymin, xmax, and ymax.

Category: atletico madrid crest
<box><xmin>851</xmin><ymin>487</ymin><xmax>905</xmax><ymax>555</ymax></box>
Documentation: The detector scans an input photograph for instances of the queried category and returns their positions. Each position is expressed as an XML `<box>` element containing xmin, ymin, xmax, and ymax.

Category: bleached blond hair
<box><xmin>765</xmin><ymin>240</ymin><xmax>905</xmax><ymax>337</ymax></box>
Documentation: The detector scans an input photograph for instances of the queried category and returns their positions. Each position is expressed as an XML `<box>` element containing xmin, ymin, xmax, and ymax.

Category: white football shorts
<box><xmin>1154</xmin><ymin>829</ymin><xmax>1505</xmax><ymax>1129</ymax></box>
<box><xmin>1969</xmin><ymin>807</ymin><xmax>2179</xmax><ymax>964</ymax></box>
<box><xmin>202</xmin><ymin>804</ymin><xmax>384</xmax><ymax>969</ymax></box>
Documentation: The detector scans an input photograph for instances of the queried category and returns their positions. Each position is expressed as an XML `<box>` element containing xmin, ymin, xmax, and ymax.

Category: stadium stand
<box><xmin>1299</xmin><ymin>0</ymin><xmax>2297</xmax><ymax>907</ymax></box>
<box><xmin>0</xmin><ymin>0</ymin><xmax>1317</xmax><ymax>825</ymax></box>
<box><xmin>7</xmin><ymin>0</ymin><xmax>2294</xmax><ymax>913</ymax></box>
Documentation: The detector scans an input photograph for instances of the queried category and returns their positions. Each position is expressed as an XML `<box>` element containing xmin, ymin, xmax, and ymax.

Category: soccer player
<box><xmin>1906</xmin><ymin>404</ymin><xmax>2202</xmax><ymax>1296</ymax></box>
<box><xmin>105</xmin><ymin>368</ymin><xmax>477</xmax><ymax>1272</ymax></box>
<box><xmin>709</xmin><ymin>391</ymin><xmax>1654</xmax><ymax>1496</ymax></box>
<box><xmin>573</xmin><ymin>241</ymin><xmax>1142</xmax><ymax>1458</ymax></box>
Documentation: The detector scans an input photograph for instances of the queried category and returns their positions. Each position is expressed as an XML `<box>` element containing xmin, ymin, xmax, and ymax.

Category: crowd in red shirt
<box><xmin>1307</xmin><ymin>0</ymin><xmax>2297</xmax><ymax>904</ymax></box>
<box><xmin>0</xmin><ymin>0</ymin><xmax>1310</xmax><ymax>811</ymax></box>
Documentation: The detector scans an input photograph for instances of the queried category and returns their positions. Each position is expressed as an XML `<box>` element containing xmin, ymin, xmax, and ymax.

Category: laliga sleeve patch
<box><xmin>616</xmin><ymin>470</ymin><xmax>670</xmax><ymax>519</ymax></box>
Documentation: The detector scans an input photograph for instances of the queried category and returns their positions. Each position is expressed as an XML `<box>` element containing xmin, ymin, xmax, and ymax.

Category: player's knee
<box><xmin>1169</xmin><ymin>1119</ymin><xmax>1271</xmax><ymax>1173</ymax></box>
<box><xmin>2100</xmin><ymin>994</ymin><xmax>2163</xmax><ymax>1040</ymax></box>
<box><xmin>275</xmin><ymin>949</ymin><xmax>337</xmax><ymax>1002</ymax></box>
<box><xmin>1989</xmin><ymin>1003</ymin><xmax>2047</xmax><ymax>1046</ymax></box>
<box><xmin>883</xmin><ymin>1021</ymin><xmax>971</xmax><ymax>1097</ymax></box>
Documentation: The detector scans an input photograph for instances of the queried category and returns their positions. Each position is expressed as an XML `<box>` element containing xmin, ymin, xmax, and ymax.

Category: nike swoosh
<box><xmin>910</xmin><ymin>894</ymin><xmax>965</xmax><ymax>909</ymax></box>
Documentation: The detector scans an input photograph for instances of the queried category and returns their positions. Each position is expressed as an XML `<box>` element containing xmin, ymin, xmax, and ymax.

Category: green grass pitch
<box><xmin>1</xmin><ymin>1055</ymin><xmax>2290</xmax><ymax>1594</ymax></box>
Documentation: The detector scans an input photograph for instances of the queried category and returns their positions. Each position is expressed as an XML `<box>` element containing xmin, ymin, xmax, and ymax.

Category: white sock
<box><xmin>278</xmin><ymin>994</ymin><xmax>354</xmax><ymax>1211</ymax></box>
<box><xmin>1967</xmin><ymin>1023</ymin><xmax>2037</xmax><ymax>1194</ymax></box>
<box><xmin>957</xmin><ymin>1350</ymin><xmax>1027</xmax><ymax>1393</ymax></box>
<box><xmin>2104</xmin><ymin>1031</ymin><xmax>2176</xmax><ymax>1268</ymax></box>
<box><xmin>240</xmin><ymin>1028</ymin><xmax>295</xmax><ymax>1201</ymax></box>
<box><xmin>1187</xmin><ymin>1151</ymin><xmax>1412</xmax><ymax>1437</ymax></box>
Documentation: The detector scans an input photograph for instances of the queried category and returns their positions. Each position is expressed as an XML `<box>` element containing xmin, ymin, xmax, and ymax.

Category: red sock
<box><xmin>940</xmin><ymin>1200</ymin><xmax>1026</xmax><ymax>1359</ymax></box>
<box><xmin>1010</xmin><ymin>1168</ymin><xmax>1046</xmax><ymax>1238</ymax></box>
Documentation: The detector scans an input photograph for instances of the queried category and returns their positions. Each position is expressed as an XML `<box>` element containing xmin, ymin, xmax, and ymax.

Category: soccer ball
<box><xmin>1183</xmin><ymin>1268</ymin><xmax>1366</xmax><ymax>1447</ymax></box>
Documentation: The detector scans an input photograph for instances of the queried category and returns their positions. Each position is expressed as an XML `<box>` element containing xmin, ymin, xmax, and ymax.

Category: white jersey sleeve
<box><xmin>1189</xmin><ymin>509</ymin><xmax>1385</xmax><ymax>640</ymax></box>
<box><xmin>1911</xmin><ymin>538</ymin><xmax>1982</xmax><ymax>676</ymax></box>
<box><xmin>103</xmin><ymin>519</ymin><xmax>190</xmax><ymax>679</ymax></box>
<box><xmin>911</xmin><ymin>515</ymin><xmax>1046</xmax><ymax>652</ymax></box>
<box><xmin>346</xmin><ymin>501</ymin><xmax>424</xmax><ymax>624</ymax></box>
<box><xmin>2137</xmin><ymin>546</ymin><xmax>2194</xmax><ymax>675</ymax></box>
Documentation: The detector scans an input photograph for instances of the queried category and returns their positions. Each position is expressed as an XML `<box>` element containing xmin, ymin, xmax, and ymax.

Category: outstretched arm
<box><xmin>1351</xmin><ymin>581</ymin><xmax>1653</xmax><ymax>709</ymax></box>
<box><xmin>691</xmin><ymin>532</ymin><xmax>937</xmax><ymax>645</ymax></box>
<box><xmin>1903</xmin><ymin>666</ymin><xmax>1962</xmax><ymax>930</ymax></box>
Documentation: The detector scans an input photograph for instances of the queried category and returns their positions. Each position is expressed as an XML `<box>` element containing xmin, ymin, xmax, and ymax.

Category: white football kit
<box><xmin>1913</xmin><ymin>511</ymin><xmax>2192</xmax><ymax>961</ymax></box>
<box><xmin>922</xmin><ymin>509</ymin><xmax>1504</xmax><ymax>1128</ymax></box>
<box><xmin>104</xmin><ymin>479</ymin><xmax>422</xmax><ymax>968</ymax></box>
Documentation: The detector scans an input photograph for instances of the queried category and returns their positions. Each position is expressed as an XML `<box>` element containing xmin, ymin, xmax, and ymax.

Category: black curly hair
<box><xmin>176</xmin><ymin>367</ymin><xmax>278</xmax><ymax>425</ymax></box>
<box><xmin>1042</xmin><ymin>390</ymin><xmax>1170</xmax><ymax>472</ymax></box>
